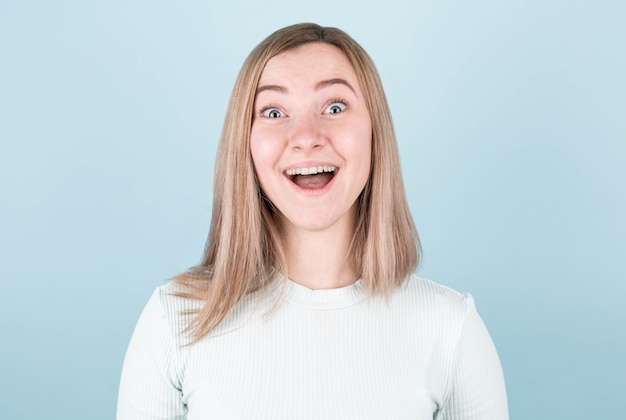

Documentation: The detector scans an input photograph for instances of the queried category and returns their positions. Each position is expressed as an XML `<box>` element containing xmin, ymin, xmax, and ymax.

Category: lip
<box><xmin>283</xmin><ymin>160</ymin><xmax>339</xmax><ymax>196</ymax></box>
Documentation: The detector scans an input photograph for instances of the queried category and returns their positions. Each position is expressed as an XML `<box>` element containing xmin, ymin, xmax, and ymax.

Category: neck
<box><xmin>280</xmin><ymin>212</ymin><xmax>358</xmax><ymax>290</ymax></box>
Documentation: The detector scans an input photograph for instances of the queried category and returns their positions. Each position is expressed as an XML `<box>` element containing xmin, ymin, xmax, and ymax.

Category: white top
<box><xmin>117</xmin><ymin>275</ymin><xmax>508</xmax><ymax>419</ymax></box>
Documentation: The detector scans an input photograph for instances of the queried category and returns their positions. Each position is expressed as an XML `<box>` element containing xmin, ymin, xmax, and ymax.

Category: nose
<box><xmin>288</xmin><ymin>114</ymin><xmax>326</xmax><ymax>152</ymax></box>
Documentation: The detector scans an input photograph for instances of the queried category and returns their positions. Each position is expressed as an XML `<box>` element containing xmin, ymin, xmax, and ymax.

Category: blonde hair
<box><xmin>174</xmin><ymin>23</ymin><xmax>420</xmax><ymax>342</ymax></box>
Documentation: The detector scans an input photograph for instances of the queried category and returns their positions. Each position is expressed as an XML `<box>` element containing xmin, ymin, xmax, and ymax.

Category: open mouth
<box><xmin>285</xmin><ymin>165</ymin><xmax>336</xmax><ymax>189</ymax></box>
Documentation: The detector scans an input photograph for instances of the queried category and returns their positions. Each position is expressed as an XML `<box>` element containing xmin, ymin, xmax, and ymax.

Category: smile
<box><xmin>285</xmin><ymin>165</ymin><xmax>336</xmax><ymax>176</ymax></box>
<box><xmin>284</xmin><ymin>165</ymin><xmax>337</xmax><ymax>189</ymax></box>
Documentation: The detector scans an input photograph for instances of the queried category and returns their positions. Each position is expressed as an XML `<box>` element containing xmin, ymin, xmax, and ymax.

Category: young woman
<box><xmin>117</xmin><ymin>23</ymin><xmax>509</xmax><ymax>419</ymax></box>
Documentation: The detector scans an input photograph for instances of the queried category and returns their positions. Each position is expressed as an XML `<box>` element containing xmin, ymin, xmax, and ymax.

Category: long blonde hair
<box><xmin>174</xmin><ymin>23</ymin><xmax>420</xmax><ymax>342</ymax></box>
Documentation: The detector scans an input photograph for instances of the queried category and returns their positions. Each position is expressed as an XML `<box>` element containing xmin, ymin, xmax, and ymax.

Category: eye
<box><xmin>262</xmin><ymin>107</ymin><xmax>284</xmax><ymax>118</ymax></box>
<box><xmin>324</xmin><ymin>101</ymin><xmax>347</xmax><ymax>115</ymax></box>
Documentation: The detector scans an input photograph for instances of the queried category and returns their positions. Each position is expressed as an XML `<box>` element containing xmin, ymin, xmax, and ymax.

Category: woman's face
<box><xmin>250</xmin><ymin>43</ymin><xmax>372</xmax><ymax>233</ymax></box>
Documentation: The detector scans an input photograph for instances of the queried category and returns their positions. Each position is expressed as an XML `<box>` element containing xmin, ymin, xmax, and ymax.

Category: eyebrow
<box><xmin>255</xmin><ymin>78</ymin><xmax>357</xmax><ymax>96</ymax></box>
<box><xmin>315</xmin><ymin>78</ymin><xmax>356</xmax><ymax>95</ymax></box>
<box><xmin>255</xmin><ymin>84</ymin><xmax>287</xmax><ymax>95</ymax></box>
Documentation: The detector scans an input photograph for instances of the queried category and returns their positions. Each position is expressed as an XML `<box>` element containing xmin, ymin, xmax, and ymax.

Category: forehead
<box><xmin>258</xmin><ymin>43</ymin><xmax>359</xmax><ymax>86</ymax></box>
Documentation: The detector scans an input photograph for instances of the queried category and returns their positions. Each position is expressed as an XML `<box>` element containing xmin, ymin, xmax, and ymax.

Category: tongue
<box><xmin>293</xmin><ymin>173</ymin><xmax>334</xmax><ymax>188</ymax></box>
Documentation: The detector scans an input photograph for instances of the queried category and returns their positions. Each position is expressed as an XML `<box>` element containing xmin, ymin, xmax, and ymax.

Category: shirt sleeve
<box><xmin>437</xmin><ymin>295</ymin><xmax>509</xmax><ymax>420</ymax></box>
<box><xmin>117</xmin><ymin>287</ymin><xmax>187</xmax><ymax>420</ymax></box>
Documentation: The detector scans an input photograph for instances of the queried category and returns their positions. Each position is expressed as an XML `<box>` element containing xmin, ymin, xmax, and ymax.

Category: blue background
<box><xmin>1</xmin><ymin>1</ymin><xmax>624</xmax><ymax>418</ymax></box>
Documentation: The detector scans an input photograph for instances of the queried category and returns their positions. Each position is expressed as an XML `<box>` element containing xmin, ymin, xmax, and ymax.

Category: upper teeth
<box><xmin>285</xmin><ymin>165</ymin><xmax>336</xmax><ymax>176</ymax></box>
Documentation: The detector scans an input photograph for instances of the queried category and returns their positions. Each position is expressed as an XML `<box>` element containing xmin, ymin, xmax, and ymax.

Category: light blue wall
<box><xmin>1</xmin><ymin>1</ymin><xmax>624</xmax><ymax>418</ymax></box>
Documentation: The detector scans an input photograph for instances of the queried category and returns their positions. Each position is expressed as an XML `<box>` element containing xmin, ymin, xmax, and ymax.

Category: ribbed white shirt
<box><xmin>117</xmin><ymin>275</ymin><xmax>508</xmax><ymax>419</ymax></box>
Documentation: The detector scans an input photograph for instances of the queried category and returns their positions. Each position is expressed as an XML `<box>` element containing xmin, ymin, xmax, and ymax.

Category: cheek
<box><xmin>345</xmin><ymin>120</ymin><xmax>372</xmax><ymax>169</ymax></box>
<box><xmin>249</xmin><ymin>129</ymin><xmax>270</xmax><ymax>169</ymax></box>
<box><xmin>249</xmin><ymin>129</ymin><xmax>279</xmax><ymax>189</ymax></box>
<box><xmin>251</xmin><ymin>124</ymin><xmax>289</xmax><ymax>167</ymax></box>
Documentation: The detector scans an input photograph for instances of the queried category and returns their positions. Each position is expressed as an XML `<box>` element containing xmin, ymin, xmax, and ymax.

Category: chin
<box><xmin>288</xmin><ymin>218</ymin><xmax>337</xmax><ymax>232</ymax></box>
<box><xmin>282</xmin><ymin>209</ymin><xmax>353</xmax><ymax>233</ymax></box>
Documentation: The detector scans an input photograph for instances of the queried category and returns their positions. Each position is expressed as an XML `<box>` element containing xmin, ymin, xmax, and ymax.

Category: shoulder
<box><xmin>395</xmin><ymin>274</ymin><xmax>474</xmax><ymax>316</ymax></box>
<box><xmin>150</xmin><ymin>281</ymin><xmax>270</xmax><ymax>341</ymax></box>
<box><xmin>384</xmin><ymin>275</ymin><xmax>480</xmax><ymax>346</ymax></box>
<box><xmin>136</xmin><ymin>282</ymin><xmax>203</xmax><ymax>347</ymax></box>
<box><xmin>154</xmin><ymin>282</ymin><xmax>204</xmax><ymax>315</ymax></box>
<box><xmin>393</xmin><ymin>277</ymin><xmax>509</xmax><ymax>417</ymax></box>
